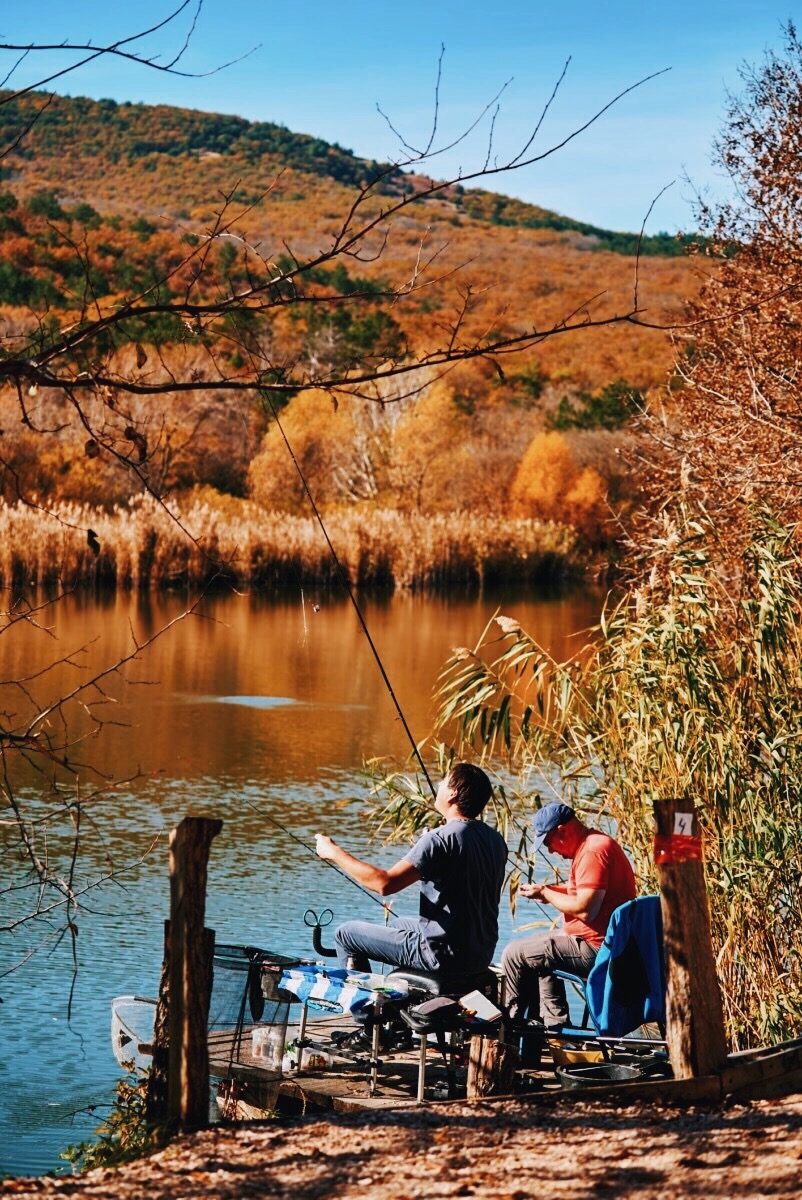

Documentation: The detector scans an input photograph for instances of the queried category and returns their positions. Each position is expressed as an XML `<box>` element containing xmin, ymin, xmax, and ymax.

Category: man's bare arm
<box><xmin>315</xmin><ymin>834</ymin><xmax>421</xmax><ymax>896</ymax></box>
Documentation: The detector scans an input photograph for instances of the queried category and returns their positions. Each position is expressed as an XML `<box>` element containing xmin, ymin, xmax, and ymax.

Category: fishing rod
<box><xmin>257</xmin><ymin>390</ymin><xmax>557</xmax><ymax>929</ymax></box>
<box><xmin>259</xmin><ymin>388</ymin><xmax>437</xmax><ymax>801</ymax></box>
<box><xmin>240</xmin><ymin>794</ymin><xmax>390</xmax><ymax>911</ymax></box>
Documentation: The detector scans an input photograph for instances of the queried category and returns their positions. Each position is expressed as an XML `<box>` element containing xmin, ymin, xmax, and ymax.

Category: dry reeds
<box><xmin>0</xmin><ymin>494</ymin><xmax>580</xmax><ymax>593</ymax></box>
<box><xmin>429</xmin><ymin>502</ymin><xmax>802</xmax><ymax>1049</ymax></box>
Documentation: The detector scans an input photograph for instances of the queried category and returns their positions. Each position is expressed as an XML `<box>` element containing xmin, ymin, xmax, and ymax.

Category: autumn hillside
<box><xmin>0</xmin><ymin>89</ymin><xmax>706</xmax><ymax>588</ymax></box>
<box><xmin>0</xmin><ymin>88</ymin><xmax>700</xmax><ymax>384</ymax></box>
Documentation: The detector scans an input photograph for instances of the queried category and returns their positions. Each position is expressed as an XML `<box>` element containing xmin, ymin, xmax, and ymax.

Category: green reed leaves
<box><xmin>430</xmin><ymin>503</ymin><xmax>802</xmax><ymax>1048</ymax></box>
<box><xmin>61</xmin><ymin>1073</ymin><xmax>161</xmax><ymax>1173</ymax></box>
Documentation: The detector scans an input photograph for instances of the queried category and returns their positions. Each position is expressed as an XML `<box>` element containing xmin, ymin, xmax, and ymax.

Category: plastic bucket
<box><xmin>557</xmin><ymin>1062</ymin><xmax>643</xmax><ymax>1089</ymax></box>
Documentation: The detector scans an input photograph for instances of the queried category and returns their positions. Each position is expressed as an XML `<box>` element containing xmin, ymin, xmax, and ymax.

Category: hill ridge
<box><xmin>0</xmin><ymin>88</ymin><xmax>691</xmax><ymax>256</ymax></box>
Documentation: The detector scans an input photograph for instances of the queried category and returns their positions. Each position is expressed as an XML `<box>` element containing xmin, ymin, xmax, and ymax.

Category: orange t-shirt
<box><xmin>562</xmin><ymin>831</ymin><xmax>636</xmax><ymax>948</ymax></box>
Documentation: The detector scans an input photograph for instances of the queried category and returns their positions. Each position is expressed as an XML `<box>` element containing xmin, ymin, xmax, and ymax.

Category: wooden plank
<box><xmin>210</xmin><ymin>1016</ymin><xmax>802</xmax><ymax>1115</ymax></box>
<box><xmin>722</xmin><ymin>1043</ymin><xmax>802</xmax><ymax>1093</ymax></box>
<box><xmin>726</xmin><ymin>1036</ymin><xmax>802</xmax><ymax>1063</ymax></box>
<box><xmin>331</xmin><ymin>1095</ymin><xmax>419</xmax><ymax>1112</ymax></box>
<box><xmin>207</xmin><ymin>1019</ymin><xmax>432</xmax><ymax>1113</ymax></box>
<box><xmin>271</xmin><ymin>1062</ymin><xmax>723</xmax><ymax>1112</ymax></box>
<box><xmin>275</xmin><ymin>1066</ymin><xmax>423</xmax><ymax>1113</ymax></box>
<box><xmin>521</xmin><ymin>1073</ymin><xmax>723</xmax><ymax>1106</ymax></box>
<box><xmin>412</xmin><ymin>1073</ymin><xmax>724</xmax><ymax>1109</ymax></box>
<box><xmin>209</xmin><ymin>1021</ymin><xmax>802</xmax><ymax>1114</ymax></box>
<box><xmin>726</xmin><ymin>1067</ymin><xmax>802</xmax><ymax>1102</ymax></box>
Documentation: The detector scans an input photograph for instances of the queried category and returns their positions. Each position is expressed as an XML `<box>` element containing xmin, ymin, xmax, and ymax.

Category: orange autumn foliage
<box><xmin>248</xmin><ymin>380</ymin><xmax>477</xmax><ymax>514</ymax></box>
<box><xmin>510</xmin><ymin>430</ymin><xmax>612</xmax><ymax>544</ymax></box>
<box><xmin>0</xmin><ymin>91</ymin><xmax>700</xmax><ymax>397</ymax></box>
<box><xmin>0</xmin><ymin>88</ymin><xmax>707</xmax><ymax>559</ymax></box>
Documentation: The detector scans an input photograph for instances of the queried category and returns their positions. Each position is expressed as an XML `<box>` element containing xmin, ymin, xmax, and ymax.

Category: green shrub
<box><xmin>28</xmin><ymin>189</ymin><xmax>65</xmax><ymax>219</ymax></box>
<box><xmin>548</xmin><ymin>379</ymin><xmax>644</xmax><ymax>430</ymax></box>
<box><xmin>61</xmin><ymin>1074</ymin><xmax>161</xmax><ymax>1172</ymax></box>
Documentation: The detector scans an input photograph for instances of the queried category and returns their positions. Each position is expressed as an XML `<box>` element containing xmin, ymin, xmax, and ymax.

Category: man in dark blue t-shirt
<box><xmin>315</xmin><ymin>762</ymin><xmax>507</xmax><ymax>975</ymax></box>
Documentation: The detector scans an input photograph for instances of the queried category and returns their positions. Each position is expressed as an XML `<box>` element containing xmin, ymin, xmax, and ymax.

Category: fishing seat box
<box><xmin>385</xmin><ymin>966</ymin><xmax>499</xmax><ymax>1003</ymax></box>
<box><xmin>385</xmin><ymin>966</ymin><xmax>500</xmax><ymax>1101</ymax></box>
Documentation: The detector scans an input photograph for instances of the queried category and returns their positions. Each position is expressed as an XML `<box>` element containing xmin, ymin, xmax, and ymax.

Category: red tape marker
<box><xmin>654</xmin><ymin>833</ymin><xmax>703</xmax><ymax>864</ymax></box>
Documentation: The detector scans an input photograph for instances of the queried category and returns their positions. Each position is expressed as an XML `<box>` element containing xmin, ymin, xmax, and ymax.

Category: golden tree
<box><xmin>510</xmin><ymin>429</ymin><xmax>610</xmax><ymax>544</ymax></box>
<box><xmin>643</xmin><ymin>23</ymin><xmax>802</xmax><ymax>547</ymax></box>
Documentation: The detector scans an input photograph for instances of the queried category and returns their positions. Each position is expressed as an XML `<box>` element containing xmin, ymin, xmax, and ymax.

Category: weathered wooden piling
<box><xmin>145</xmin><ymin>816</ymin><xmax>222</xmax><ymax>1132</ymax></box>
<box><xmin>466</xmin><ymin>1036</ymin><xmax>519</xmax><ymax>1098</ymax></box>
<box><xmin>652</xmin><ymin>798</ymin><xmax>728</xmax><ymax>1079</ymax></box>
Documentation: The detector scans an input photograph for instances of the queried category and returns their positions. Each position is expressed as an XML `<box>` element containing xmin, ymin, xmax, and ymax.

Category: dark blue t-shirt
<box><xmin>405</xmin><ymin>818</ymin><xmax>507</xmax><ymax>972</ymax></box>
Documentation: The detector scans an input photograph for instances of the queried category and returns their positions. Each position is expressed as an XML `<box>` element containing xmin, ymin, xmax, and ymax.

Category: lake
<box><xmin>0</xmin><ymin>587</ymin><xmax>602</xmax><ymax>1178</ymax></box>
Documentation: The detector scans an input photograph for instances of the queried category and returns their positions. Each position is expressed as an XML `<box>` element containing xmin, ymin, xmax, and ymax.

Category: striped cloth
<box><xmin>279</xmin><ymin>965</ymin><xmax>409</xmax><ymax>1014</ymax></box>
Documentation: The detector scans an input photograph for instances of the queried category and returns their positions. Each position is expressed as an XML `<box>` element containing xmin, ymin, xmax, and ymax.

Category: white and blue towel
<box><xmin>279</xmin><ymin>965</ymin><xmax>408</xmax><ymax>1014</ymax></box>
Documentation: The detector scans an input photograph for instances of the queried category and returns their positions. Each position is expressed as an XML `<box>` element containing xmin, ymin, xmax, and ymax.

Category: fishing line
<box><xmin>249</xmin><ymin>790</ymin><xmax>555</xmax><ymax>954</ymax></box>
<box><xmin>300</xmin><ymin>587</ymin><xmax>309</xmax><ymax>640</ymax></box>
<box><xmin>259</xmin><ymin>387</ymin><xmax>437</xmax><ymax>800</ymax></box>
<box><xmin>256</xmin><ymin>391</ymin><xmax>556</xmax><ymax>927</ymax></box>
<box><xmin>240</xmin><ymin>793</ymin><xmax>391</xmax><ymax>911</ymax></box>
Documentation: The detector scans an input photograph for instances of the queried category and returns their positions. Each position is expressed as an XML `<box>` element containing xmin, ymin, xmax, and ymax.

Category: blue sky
<box><xmin>3</xmin><ymin>1</ymin><xmax>800</xmax><ymax>232</ymax></box>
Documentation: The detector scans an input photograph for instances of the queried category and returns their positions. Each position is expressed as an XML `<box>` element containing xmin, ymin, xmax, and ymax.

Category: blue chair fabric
<box><xmin>554</xmin><ymin>894</ymin><xmax>666</xmax><ymax>1039</ymax></box>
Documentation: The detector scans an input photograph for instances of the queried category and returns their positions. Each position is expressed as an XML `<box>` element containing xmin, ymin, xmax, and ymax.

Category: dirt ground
<box><xmin>3</xmin><ymin>1092</ymin><xmax>802</xmax><ymax>1200</ymax></box>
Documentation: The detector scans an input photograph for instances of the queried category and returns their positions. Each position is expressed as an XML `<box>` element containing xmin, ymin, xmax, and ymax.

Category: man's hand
<box><xmin>315</xmin><ymin>834</ymin><xmax>338</xmax><ymax>861</ymax></box>
<box><xmin>519</xmin><ymin>881</ymin><xmax>546</xmax><ymax>901</ymax></box>
<box><xmin>520</xmin><ymin>879</ymin><xmax>604</xmax><ymax>921</ymax></box>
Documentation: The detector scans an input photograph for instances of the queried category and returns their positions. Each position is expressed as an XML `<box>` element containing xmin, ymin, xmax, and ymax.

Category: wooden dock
<box><xmin>208</xmin><ymin>1019</ymin><xmax>802</xmax><ymax>1120</ymax></box>
<box><xmin>208</xmin><ymin>1017</ymin><xmax>569</xmax><ymax>1118</ymax></box>
<box><xmin>210</xmin><ymin>1018</ymin><xmax>466</xmax><ymax>1113</ymax></box>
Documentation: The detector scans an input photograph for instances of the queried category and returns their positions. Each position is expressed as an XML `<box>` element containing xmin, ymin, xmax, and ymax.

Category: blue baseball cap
<box><xmin>533</xmin><ymin>802</ymin><xmax>576</xmax><ymax>852</ymax></box>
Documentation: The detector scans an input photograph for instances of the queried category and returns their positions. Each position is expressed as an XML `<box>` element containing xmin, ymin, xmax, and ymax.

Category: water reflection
<box><xmin>0</xmin><ymin>588</ymin><xmax>602</xmax><ymax>1177</ymax></box>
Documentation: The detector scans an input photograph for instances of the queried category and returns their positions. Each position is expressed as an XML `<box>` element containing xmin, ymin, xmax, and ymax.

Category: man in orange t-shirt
<box><xmin>501</xmin><ymin>802</ymin><xmax>636</xmax><ymax>1027</ymax></box>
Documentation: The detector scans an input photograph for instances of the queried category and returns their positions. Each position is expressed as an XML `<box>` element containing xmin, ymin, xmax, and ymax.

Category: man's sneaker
<box><xmin>331</xmin><ymin>1024</ymin><xmax>375</xmax><ymax>1051</ymax></box>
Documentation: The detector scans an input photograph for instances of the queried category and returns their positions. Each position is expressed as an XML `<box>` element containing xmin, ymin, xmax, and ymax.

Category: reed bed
<box><xmin>0</xmin><ymin>495</ymin><xmax>580</xmax><ymax>593</ymax></box>
<box><xmin>427</xmin><ymin>502</ymin><xmax>802</xmax><ymax>1049</ymax></box>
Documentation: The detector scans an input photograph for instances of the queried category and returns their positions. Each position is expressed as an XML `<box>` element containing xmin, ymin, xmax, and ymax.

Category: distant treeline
<box><xmin>461</xmin><ymin>189</ymin><xmax>699</xmax><ymax>256</ymax></box>
<box><xmin>0</xmin><ymin>90</ymin><xmax>405</xmax><ymax>193</ymax></box>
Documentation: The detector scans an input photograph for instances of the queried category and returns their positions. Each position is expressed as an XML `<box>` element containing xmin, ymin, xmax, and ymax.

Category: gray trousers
<box><xmin>500</xmin><ymin>931</ymin><xmax>598</xmax><ymax>1025</ymax></box>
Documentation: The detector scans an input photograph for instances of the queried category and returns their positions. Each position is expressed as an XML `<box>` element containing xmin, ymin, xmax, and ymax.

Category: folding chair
<box><xmin>550</xmin><ymin>894</ymin><xmax>667</xmax><ymax>1060</ymax></box>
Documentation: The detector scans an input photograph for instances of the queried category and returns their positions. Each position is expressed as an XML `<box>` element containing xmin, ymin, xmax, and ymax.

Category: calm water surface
<box><xmin>0</xmin><ymin>588</ymin><xmax>601</xmax><ymax>1177</ymax></box>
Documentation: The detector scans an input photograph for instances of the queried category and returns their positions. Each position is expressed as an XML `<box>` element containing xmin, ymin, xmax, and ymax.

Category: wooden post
<box><xmin>653</xmin><ymin>798</ymin><xmax>728</xmax><ymax>1079</ymax></box>
<box><xmin>145</xmin><ymin>919</ymin><xmax>171</xmax><ymax>1122</ymax></box>
<box><xmin>147</xmin><ymin>918</ymin><xmax>216</xmax><ymax>1125</ymax></box>
<box><xmin>466</xmin><ymin>1036</ymin><xmax>519</xmax><ymax>1098</ymax></box>
<box><xmin>167</xmin><ymin>816</ymin><xmax>222</xmax><ymax>1132</ymax></box>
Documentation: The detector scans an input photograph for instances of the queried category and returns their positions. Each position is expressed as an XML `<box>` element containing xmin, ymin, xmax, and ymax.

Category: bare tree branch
<box><xmin>0</xmin><ymin>1</ymin><xmax>259</xmax><ymax>103</ymax></box>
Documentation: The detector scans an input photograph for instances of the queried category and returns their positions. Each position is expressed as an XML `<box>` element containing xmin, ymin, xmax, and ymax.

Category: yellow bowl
<box><xmin>548</xmin><ymin>1042</ymin><xmax>605</xmax><ymax>1066</ymax></box>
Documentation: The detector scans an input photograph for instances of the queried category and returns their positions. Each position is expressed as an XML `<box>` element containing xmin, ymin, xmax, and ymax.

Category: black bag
<box><xmin>400</xmin><ymin>995</ymin><xmax>463</xmax><ymax>1033</ymax></box>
